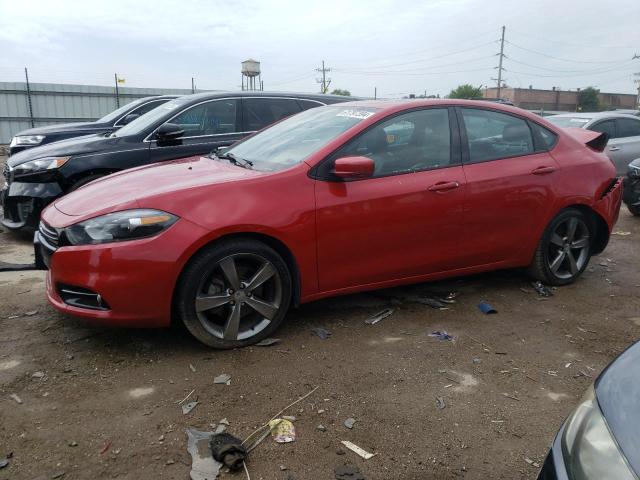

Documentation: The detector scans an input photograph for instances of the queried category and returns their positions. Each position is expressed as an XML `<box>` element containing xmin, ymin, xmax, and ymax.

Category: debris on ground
<box><xmin>612</xmin><ymin>231</ymin><xmax>631</xmax><ymax>236</ymax></box>
<box><xmin>0</xmin><ymin>457</ymin><xmax>9</xmax><ymax>469</ymax></box>
<box><xmin>531</xmin><ymin>281</ymin><xmax>553</xmax><ymax>297</ymax></box>
<box><xmin>268</xmin><ymin>418</ymin><xmax>296</xmax><ymax>443</ymax></box>
<box><xmin>472</xmin><ymin>357</ymin><xmax>482</xmax><ymax>365</ymax></box>
<box><xmin>214</xmin><ymin>374</ymin><xmax>231</xmax><ymax>385</ymax></box>
<box><xmin>176</xmin><ymin>389</ymin><xmax>195</xmax><ymax>405</ymax></box>
<box><xmin>210</xmin><ymin>432</ymin><xmax>247</xmax><ymax>471</ymax></box>
<box><xmin>335</xmin><ymin>465</ymin><xmax>366</xmax><ymax>480</ymax></box>
<box><xmin>415</xmin><ymin>297</ymin><xmax>448</xmax><ymax>309</ymax></box>
<box><xmin>189</xmin><ymin>364</ymin><xmax>196</xmax><ymax>373</ymax></box>
<box><xmin>24</xmin><ymin>310</ymin><xmax>38</xmax><ymax>316</ymax></box>
<box><xmin>317</xmin><ymin>424</ymin><xmax>327</xmax><ymax>432</ymax></box>
<box><xmin>255</xmin><ymin>338</ymin><xmax>281</xmax><ymax>346</ymax></box>
<box><xmin>477</xmin><ymin>301</ymin><xmax>497</xmax><ymax>314</ymax></box>
<box><xmin>0</xmin><ymin>261</ymin><xmax>36</xmax><ymax>273</ymax></box>
<box><xmin>311</xmin><ymin>327</ymin><xmax>331</xmax><ymax>339</ymax></box>
<box><xmin>9</xmin><ymin>394</ymin><xmax>22</xmax><ymax>404</ymax></box>
<box><xmin>340</xmin><ymin>440</ymin><xmax>376</xmax><ymax>460</ymax></box>
<box><xmin>344</xmin><ymin>417</ymin><xmax>356</xmax><ymax>429</ymax></box>
<box><xmin>428</xmin><ymin>331</ymin><xmax>454</xmax><ymax>342</ymax></box>
<box><xmin>365</xmin><ymin>308</ymin><xmax>393</xmax><ymax>325</ymax></box>
<box><xmin>186</xmin><ymin>427</ymin><xmax>225</xmax><ymax>480</ymax></box>
<box><xmin>525</xmin><ymin>457</ymin><xmax>540</xmax><ymax>468</ymax></box>
<box><xmin>182</xmin><ymin>401</ymin><xmax>198</xmax><ymax>415</ymax></box>
<box><xmin>31</xmin><ymin>371</ymin><xmax>45</xmax><ymax>379</ymax></box>
<box><xmin>99</xmin><ymin>441</ymin><xmax>112</xmax><ymax>454</ymax></box>
<box><xmin>435</xmin><ymin>396</ymin><xmax>446</xmax><ymax>409</ymax></box>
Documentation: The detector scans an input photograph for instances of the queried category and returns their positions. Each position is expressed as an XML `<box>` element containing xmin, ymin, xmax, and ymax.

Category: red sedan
<box><xmin>35</xmin><ymin>100</ymin><xmax>622</xmax><ymax>348</ymax></box>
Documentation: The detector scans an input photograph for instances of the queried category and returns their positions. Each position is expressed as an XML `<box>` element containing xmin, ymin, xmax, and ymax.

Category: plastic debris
<box><xmin>189</xmin><ymin>364</ymin><xmax>196</xmax><ymax>373</ymax></box>
<box><xmin>24</xmin><ymin>310</ymin><xmax>38</xmax><ymax>316</ymax></box>
<box><xmin>365</xmin><ymin>308</ymin><xmax>393</xmax><ymax>325</ymax></box>
<box><xmin>0</xmin><ymin>261</ymin><xmax>36</xmax><ymax>273</ymax></box>
<box><xmin>340</xmin><ymin>440</ymin><xmax>376</xmax><ymax>460</ymax></box>
<box><xmin>214</xmin><ymin>374</ymin><xmax>231</xmax><ymax>385</ymax></box>
<box><xmin>268</xmin><ymin>418</ymin><xmax>296</xmax><ymax>443</ymax></box>
<box><xmin>478</xmin><ymin>301</ymin><xmax>497</xmax><ymax>314</ymax></box>
<box><xmin>435</xmin><ymin>397</ymin><xmax>446</xmax><ymax>409</ymax></box>
<box><xmin>612</xmin><ymin>231</ymin><xmax>631</xmax><ymax>236</ymax></box>
<box><xmin>256</xmin><ymin>338</ymin><xmax>281</xmax><ymax>346</ymax></box>
<box><xmin>311</xmin><ymin>327</ymin><xmax>331</xmax><ymax>339</ymax></box>
<box><xmin>32</xmin><ymin>371</ymin><xmax>45</xmax><ymax>379</ymax></box>
<box><xmin>428</xmin><ymin>331</ymin><xmax>454</xmax><ymax>342</ymax></box>
<box><xmin>182</xmin><ymin>401</ymin><xmax>198</xmax><ymax>415</ymax></box>
<box><xmin>100</xmin><ymin>441</ymin><xmax>112</xmax><ymax>454</ymax></box>
<box><xmin>317</xmin><ymin>424</ymin><xmax>327</xmax><ymax>432</ymax></box>
<box><xmin>344</xmin><ymin>417</ymin><xmax>356</xmax><ymax>429</ymax></box>
<box><xmin>415</xmin><ymin>297</ymin><xmax>448</xmax><ymax>309</ymax></box>
<box><xmin>210</xmin><ymin>432</ymin><xmax>247</xmax><ymax>471</ymax></box>
<box><xmin>525</xmin><ymin>457</ymin><xmax>540</xmax><ymax>468</ymax></box>
<box><xmin>187</xmin><ymin>427</ymin><xmax>225</xmax><ymax>480</ymax></box>
<box><xmin>335</xmin><ymin>465</ymin><xmax>366</xmax><ymax>480</ymax></box>
<box><xmin>473</xmin><ymin>357</ymin><xmax>482</xmax><ymax>365</ymax></box>
<box><xmin>531</xmin><ymin>281</ymin><xmax>553</xmax><ymax>297</ymax></box>
<box><xmin>0</xmin><ymin>457</ymin><xmax>8</xmax><ymax>469</ymax></box>
<box><xmin>9</xmin><ymin>394</ymin><xmax>22</xmax><ymax>404</ymax></box>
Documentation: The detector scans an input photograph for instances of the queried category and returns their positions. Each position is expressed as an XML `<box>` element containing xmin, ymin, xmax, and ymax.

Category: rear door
<box><xmin>457</xmin><ymin>107</ymin><xmax>560</xmax><ymax>267</ymax></box>
<box><xmin>610</xmin><ymin>117</ymin><xmax>640</xmax><ymax>174</ymax></box>
<box><xmin>148</xmin><ymin>98</ymin><xmax>244</xmax><ymax>162</ymax></box>
<box><xmin>241</xmin><ymin>97</ymin><xmax>302</xmax><ymax>132</ymax></box>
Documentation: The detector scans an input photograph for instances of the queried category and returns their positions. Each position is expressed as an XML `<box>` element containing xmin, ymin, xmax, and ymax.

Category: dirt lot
<box><xmin>1</xmin><ymin>153</ymin><xmax>639</xmax><ymax>480</ymax></box>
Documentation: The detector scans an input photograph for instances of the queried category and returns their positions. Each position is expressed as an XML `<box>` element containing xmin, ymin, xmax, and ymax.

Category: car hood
<box><xmin>7</xmin><ymin>133</ymin><xmax>124</xmax><ymax>167</ymax></box>
<box><xmin>595</xmin><ymin>340</ymin><xmax>640</xmax><ymax>474</ymax></box>
<box><xmin>53</xmin><ymin>155</ymin><xmax>264</xmax><ymax>220</ymax></box>
<box><xmin>15</xmin><ymin>121</ymin><xmax>104</xmax><ymax>137</ymax></box>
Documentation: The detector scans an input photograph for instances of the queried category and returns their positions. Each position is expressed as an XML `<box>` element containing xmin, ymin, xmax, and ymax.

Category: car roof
<box><xmin>177</xmin><ymin>90</ymin><xmax>360</xmax><ymax>104</ymax></box>
<box><xmin>546</xmin><ymin>111</ymin><xmax>640</xmax><ymax>120</ymax></box>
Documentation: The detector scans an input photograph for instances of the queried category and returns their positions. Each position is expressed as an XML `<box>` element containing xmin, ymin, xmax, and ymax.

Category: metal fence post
<box><xmin>24</xmin><ymin>67</ymin><xmax>35</xmax><ymax>127</ymax></box>
<box><xmin>114</xmin><ymin>73</ymin><xmax>120</xmax><ymax>108</ymax></box>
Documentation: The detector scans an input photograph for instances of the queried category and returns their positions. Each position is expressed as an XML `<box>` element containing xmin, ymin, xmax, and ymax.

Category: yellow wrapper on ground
<box><xmin>268</xmin><ymin>418</ymin><xmax>296</xmax><ymax>443</ymax></box>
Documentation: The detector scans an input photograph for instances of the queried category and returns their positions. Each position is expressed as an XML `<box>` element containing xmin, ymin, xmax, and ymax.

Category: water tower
<box><xmin>241</xmin><ymin>59</ymin><xmax>262</xmax><ymax>91</ymax></box>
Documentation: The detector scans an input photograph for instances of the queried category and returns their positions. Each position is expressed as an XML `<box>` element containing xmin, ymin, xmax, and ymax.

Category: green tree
<box><xmin>331</xmin><ymin>89</ymin><xmax>351</xmax><ymax>96</ymax></box>
<box><xmin>448</xmin><ymin>84</ymin><xmax>483</xmax><ymax>99</ymax></box>
<box><xmin>577</xmin><ymin>87</ymin><xmax>600</xmax><ymax>112</ymax></box>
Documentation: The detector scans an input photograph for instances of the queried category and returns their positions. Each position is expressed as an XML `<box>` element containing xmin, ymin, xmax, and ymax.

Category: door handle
<box><xmin>531</xmin><ymin>166</ymin><xmax>556</xmax><ymax>175</ymax></box>
<box><xmin>427</xmin><ymin>181</ymin><xmax>460</xmax><ymax>192</ymax></box>
<box><xmin>609</xmin><ymin>146</ymin><xmax>621</xmax><ymax>151</ymax></box>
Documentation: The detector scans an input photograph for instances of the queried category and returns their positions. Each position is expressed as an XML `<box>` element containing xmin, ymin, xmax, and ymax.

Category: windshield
<box><xmin>546</xmin><ymin>116</ymin><xmax>590</xmax><ymax>128</ymax></box>
<box><xmin>97</xmin><ymin>98</ymin><xmax>149</xmax><ymax>123</ymax></box>
<box><xmin>225</xmin><ymin>105</ymin><xmax>379</xmax><ymax>172</ymax></box>
<box><xmin>112</xmin><ymin>98</ymin><xmax>187</xmax><ymax>137</ymax></box>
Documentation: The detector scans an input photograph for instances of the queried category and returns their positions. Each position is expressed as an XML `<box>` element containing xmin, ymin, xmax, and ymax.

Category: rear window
<box><xmin>546</xmin><ymin>116</ymin><xmax>590</xmax><ymax>128</ymax></box>
<box><xmin>529</xmin><ymin>122</ymin><xmax>558</xmax><ymax>150</ymax></box>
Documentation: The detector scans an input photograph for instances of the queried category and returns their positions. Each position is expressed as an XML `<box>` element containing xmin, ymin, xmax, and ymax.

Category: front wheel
<box><xmin>528</xmin><ymin>209</ymin><xmax>592</xmax><ymax>286</ymax></box>
<box><xmin>176</xmin><ymin>239</ymin><xmax>292</xmax><ymax>349</ymax></box>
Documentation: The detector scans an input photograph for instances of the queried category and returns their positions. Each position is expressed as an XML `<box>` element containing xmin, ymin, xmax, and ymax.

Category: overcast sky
<box><xmin>0</xmin><ymin>0</ymin><xmax>639</xmax><ymax>98</ymax></box>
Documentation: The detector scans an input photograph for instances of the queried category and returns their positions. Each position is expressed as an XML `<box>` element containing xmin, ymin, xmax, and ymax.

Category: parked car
<box><xmin>35</xmin><ymin>99</ymin><xmax>622</xmax><ymax>348</ymax></box>
<box><xmin>538</xmin><ymin>340</ymin><xmax>640</xmax><ymax>479</ymax></box>
<box><xmin>622</xmin><ymin>157</ymin><xmax>640</xmax><ymax>215</ymax></box>
<box><xmin>2</xmin><ymin>91</ymin><xmax>352</xmax><ymax>231</ymax></box>
<box><xmin>8</xmin><ymin>95</ymin><xmax>178</xmax><ymax>155</ymax></box>
<box><xmin>546</xmin><ymin>112</ymin><xmax>640</xmax><ymax>174</ymax></box>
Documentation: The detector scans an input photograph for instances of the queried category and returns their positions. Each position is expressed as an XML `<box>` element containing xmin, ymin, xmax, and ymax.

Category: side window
<box><xmin>616</xmin><ymin>118</ymin><xmax>640</xmax><ymax>138</ymax></box>
<box><xmin>297</xmin><ymin>99</ymin><xmax>324</xmax><ymax>111</ymax></box>
<box><xmin>131</xmin><ymin>100</ymin><xmax>167</xmax><ymax>117</ymax></box>
<box><xmin>590</xmin><ymin>120</ymin><xmax>616</xmax><ymax>139</ymax></box>
<box><xmin>529</xmin><ymin>122</ymin><xmax>558</xmax><ymax>151</ymax></box>
<box><xmin>168</xmin><ymin>99</ymin><xmax>238</xmax><ymax>137</ymax></box>
<box><xmin>461</xmin><ymin>108</ymin><xmax>534</xmax><ymax>163</ymax></box>
<box><xmin>334</xmin><ymin>108</ymin><xmax>452</xmax><ymax>177</ymax></box>
<box><xmin>243</xmin><ymin>98</ymin><xmax>302</xmax><ymax>131</ymax></box>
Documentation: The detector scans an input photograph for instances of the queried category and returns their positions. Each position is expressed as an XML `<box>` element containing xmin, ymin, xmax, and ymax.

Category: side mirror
<box><xmin>120</xmin><ymin>113</ymin><xmax>140</xmax><ymax>125</ymax></box>
<box><xmin>155</xmin><ymin>123</ymin><xmax>184</xmax><ymax>143</ymax></box>
<box><xmin>215</xmin><ymin>146</ymin><xmax>230</xmax><ymax>156</ymax></box>
<box><xmin>334</xmin><ymin>156</ymin><xmax>375</xmax><ymax>179</ymax></box>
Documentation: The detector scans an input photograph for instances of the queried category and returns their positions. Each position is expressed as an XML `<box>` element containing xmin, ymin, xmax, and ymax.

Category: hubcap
<box><xmin>547</xmin><ymin>217</ymin><xmax>590</xmax><ymax>280</ymax></box>
<box><xmin>194</xmin><ymin>253</ymin><xmax>282</xmax><ymax>341</ymax></box>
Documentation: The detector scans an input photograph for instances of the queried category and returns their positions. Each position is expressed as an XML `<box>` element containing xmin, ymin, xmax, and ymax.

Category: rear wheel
<box><xmin>528</xmin><ymin>209</ymin><xmax>592</xmax><ymax>286</ymax></box>
<box><xmin>627</xmin><ymin>204</ymin><xmax>640</xmax><ymax>216</ymax></box>
<box><xmin>176</xmin><ymin>239</ymin><xmax>292</xmax><ymax>349</ymax></box>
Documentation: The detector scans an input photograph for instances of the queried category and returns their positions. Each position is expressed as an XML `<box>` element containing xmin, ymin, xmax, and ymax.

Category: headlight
<box><xmin>13</xmin><ymin>157</ymin><xmax>70</xmax><ymax>177</ymax></box>
<box><xmin>11</xmin><ymin>135</ymin><xmax>45</xmax><ymax>147</ymax></box>
<box><xmin>64</xmin><ymin>209</ymin><xmax>179</xmax><ymax>245</ymax></box>
<box><xmin>561</xmin><ymin>386</ymin><xmax>635</xmax><ymax>479</ymax></box>
<box><xmin>628</xmin><ymin>163</ymin><xmax>640</xmax><ymax>178</ymax></box>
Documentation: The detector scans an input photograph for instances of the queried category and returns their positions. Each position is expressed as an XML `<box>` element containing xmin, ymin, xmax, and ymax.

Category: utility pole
<box><xmin>374</xmin><ymin>87</ymin><xmax>377</xmax><ymax>99</ymax></box>
<box><xmin>114</xmin><ymin>73</ymin><xmax>120</xmax><ymax>108</ymax></box>
<box><xmin>316</xmin><ymin>61</ymin><xmax>331</xmax><ymax>94</ymax></box>
<box><xmin>24</xmin><ymin>67</ymin><xmax>34</xmax><ymax>128</ymax></box>
<box><xmin>493</xmin><ymin>26</ymin><xmax>506</xmax><ymax>99</ymax></box>
<box><xmin>634</xmin><ymin>54</ymin><xmax>640</xmax><ymax>109</ymax></box>
<box><xmin>191</xmin><ymin>77</ymin><xmax>195</xmax><ymax>94</ymax></box>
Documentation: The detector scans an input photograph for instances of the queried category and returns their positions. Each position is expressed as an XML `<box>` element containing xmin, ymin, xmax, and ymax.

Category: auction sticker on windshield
<box><xmin>336</xmin><ymin>109</ymin><xmax>376</xmax><ymax>119</ymax></box>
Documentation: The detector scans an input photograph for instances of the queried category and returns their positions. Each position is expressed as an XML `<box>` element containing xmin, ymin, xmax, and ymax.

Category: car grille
<box><xmin>39</xmin><ymin>221</ymin><xmax>60</xmax><ymax>250</ymax></box>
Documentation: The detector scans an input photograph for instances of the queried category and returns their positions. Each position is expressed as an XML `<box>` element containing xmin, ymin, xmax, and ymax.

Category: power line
<box><xmin>333</xmin><ymin>55</ymin><xmax>496</xmax><ymax>75</ymax></box>
<box><xmin>505</xmin><ymin>40</ymin><xmax>629</xmax><ymax>64</ymax></box>
<box><xmin>504</xmin><ymin>56</ymin><xmax>635</xmax><ymax>74</ymax></box>
<box><xmin>508</xmin><ymin>29</ymin><xmax>635</xmax><ymax>50</ymax></box>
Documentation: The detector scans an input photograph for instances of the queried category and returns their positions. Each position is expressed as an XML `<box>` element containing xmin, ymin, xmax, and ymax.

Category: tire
<box><xmin>175</xmin><ymin>239</ymin><xmax>292</xmax><ymax>349</ymax></box>
<box><xmin>528</xmin><ymin>208</ymin><xmax>592</xmax><ymax>286</ymax></box>
<box><xmin>627</xmin><ymin>204</ymin><xmax>640</xmax><ymax>216</ymax></box>
<box><xmin>68</xmin><ymin>174</ymin><xmax>105</xmax><ymax>192</ymax></box>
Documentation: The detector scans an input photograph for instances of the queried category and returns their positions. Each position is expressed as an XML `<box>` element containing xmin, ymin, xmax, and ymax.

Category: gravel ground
<box><xmin>1</xmin><ymin>153</ymin><xmax>639</xmax><ymax>480</ymax></box>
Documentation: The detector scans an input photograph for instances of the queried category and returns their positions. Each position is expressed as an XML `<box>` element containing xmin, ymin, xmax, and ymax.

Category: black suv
<box><xmin>8</xmin><ymin>95</ymin><xmax>178</xmax><ymax>155</ymax></box>
<box><xmin>1</xmin><ymin>91</ymin><xmax>352</xmax><ymax>230</ymax></box>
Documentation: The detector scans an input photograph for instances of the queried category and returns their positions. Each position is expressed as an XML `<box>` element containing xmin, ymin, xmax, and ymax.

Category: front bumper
<box><xmin>622</xmin><ymin>175</ymin><xmax>640</xmax><ymax>207</ymax></box>
<box><xmin>537</xmin><ymin>424</ymin><xmax>569</xmax><ymax>480</ymax></box>
<box><xmin>38</xmin><ymin>215</ymin><xmax>208</xmax><ymax>328</ymax></box>
<box><xmin>1</xmin><ymin>180</ymin><xmax>63</xmax><ymax>230</ymax></box>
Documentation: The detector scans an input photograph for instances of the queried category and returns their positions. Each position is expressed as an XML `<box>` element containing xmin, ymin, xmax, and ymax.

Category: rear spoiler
<box><xmin>564</xmin><ymin>127</ymin><xmax>609</xmax><ymax>152</ymax></box>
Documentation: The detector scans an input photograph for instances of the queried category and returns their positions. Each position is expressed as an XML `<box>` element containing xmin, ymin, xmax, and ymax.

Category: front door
<box><xmin>314</xmin><ymin>107</ymin><xmax>466</xmax><ymax>292</ymax></box>
<box><xmin>148</xmin><ymin>98</ymin><xmax>244</xmax><ymax>162</ymax></box>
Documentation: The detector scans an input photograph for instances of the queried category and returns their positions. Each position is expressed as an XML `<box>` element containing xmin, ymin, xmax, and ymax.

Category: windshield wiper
<box><xmin>214</xmin><ymin>151</ymin><xmax>254</xmax><ymax>169</ymax></box>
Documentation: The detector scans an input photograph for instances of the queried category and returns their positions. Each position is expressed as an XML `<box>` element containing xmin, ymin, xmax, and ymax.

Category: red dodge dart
<box><xmin>35</xmin><ymin>99</ymin><xmax>622</xmax><ymax>348</ymax></box>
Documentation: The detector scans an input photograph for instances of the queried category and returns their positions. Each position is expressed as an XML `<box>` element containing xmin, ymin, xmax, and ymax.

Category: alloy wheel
<box><xmin>546</xmin><ymin>216</ymin><xmax>590</xmax><ymax>280</ymax></box>
<box><xmin>194</xmin><ymin>253</ymin><xmax>283</xmax><ymax>341</ymax></box>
